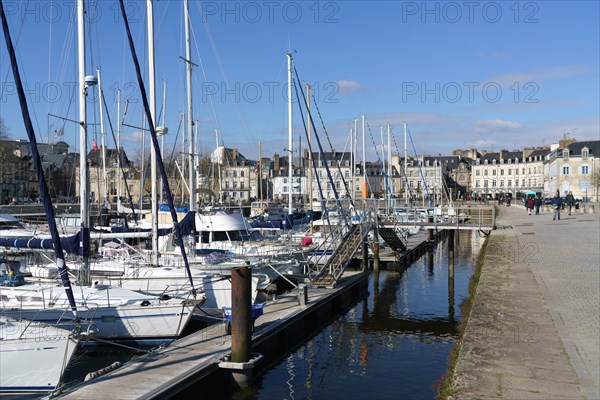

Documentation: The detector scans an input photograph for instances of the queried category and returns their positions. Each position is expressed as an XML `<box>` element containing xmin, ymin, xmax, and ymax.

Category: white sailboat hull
<box><xmin>0</xmin><ymin>283</ymin><xmax>197</xmax><ymax>343</ymax></box>
<box><xmin>0</xmin><ymin>318</ymin><xmax>80</xmax><ymax>393</ymax></box>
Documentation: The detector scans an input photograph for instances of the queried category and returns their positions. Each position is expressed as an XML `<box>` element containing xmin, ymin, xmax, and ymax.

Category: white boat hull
<box><xmin>0</xmin><ymin>318</ymin><xmax>80</xmax><ymax>393</ymax></box>
<box><xmin>0</xmin><ymin>283</ymin><xmax>197</xmax><ymax>343</ymax></box>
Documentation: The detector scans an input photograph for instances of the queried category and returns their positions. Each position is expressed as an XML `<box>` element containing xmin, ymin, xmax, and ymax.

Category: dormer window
<box><xmin>492</xmin><ymin>159</ymin><xmax>496</xmax><ymax>165</ymax></box>
<box><xmin>484</xmin><ymin>159</ymin><xmax>488</xmax><ymax>165</ymax></box>
<box><xmin>582</xmin><ymin>147</ymin><xmax>589</xmax><ymax>159</ymax></box>
<box><xmin>563</xmin><ymin>149</ymin><xmax>569</xmax><ymax>160</ymax></box>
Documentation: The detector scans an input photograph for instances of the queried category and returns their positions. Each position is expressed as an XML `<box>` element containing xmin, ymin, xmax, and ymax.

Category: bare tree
<box><xmin>591</xmin><ymin>168</ymin><xmax>600</xmax><ymax>202</ymax></box>
<box><xmin>0</xmin><ymin>117</ymin><xmax>9</xmax><ymax>139</ymax></box>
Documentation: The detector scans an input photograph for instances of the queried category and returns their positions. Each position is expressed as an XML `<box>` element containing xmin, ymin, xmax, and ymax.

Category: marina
<box><xmin>0</xmin><ymin>1</ymin><xmax>598</xmax><ymax>399</ymax></box>
<box><xmin>1</xmin><ymin>224</ymin><xmax>483</xmax><ymax>400</ymax></box>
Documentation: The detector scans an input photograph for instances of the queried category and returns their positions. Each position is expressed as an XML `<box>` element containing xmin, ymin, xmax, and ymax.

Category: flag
<box><xmin>92</xmin><ymin>140</ymin><xmax>98</xmax><ymax>152</ymax></box>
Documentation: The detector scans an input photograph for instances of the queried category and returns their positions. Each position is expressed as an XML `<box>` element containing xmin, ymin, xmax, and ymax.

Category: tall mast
<box><xmin>117</xmin><ymin>89</ymin><xmax>121</xmax><ymax>210</ymax></box>
<box><xmin>306</xmin><ymin>83</ymin><xmax>312</xmax><ymax>208</ymax></box>
<box><xmin>361</xmin><ymin>114</ymin><xmax>366</xmax><ymax>198</ymax></box>
<box><xmin>147</xmin><ymin>0</ymin><xmax>159</xmax><ymax>265</ymax></box>
<box><xmin>77</xmin><ymin>0</ymin><xmax>90</xmax><ymax>286</ymax></box>
<box><xmin>97</xmin><ymin>68</ymin><xmax>108</xmax><ymax>204</ymax></box>
<box><xmin>352</xmin><ymin>119</ymin><xmax>357</xmax><ymax>200</ymax></box>
<box><xmin>184</xmin><ymin>0</ymin><xmax>195</xmax><ymax>211</ymax></box>
<box><xmin>159</xmin><ymin>79</ymin><xmax>166</xmax><ymax>206</ymax></box>
<box><xmin>380</xmin><ymin>125</ymin><xmax>385</xmax><ymax>203</ymax></box>
<box><xmin>387</xmin><ymin>122</ymin><xmax>392</xmax><ymax>209</ymax></box>
<box><xmin>258</xmin><ymin>141</ymin><xmax>262</xmax><ymax>205</ymax></box>
<box><xmin>286</xmin><ymin>51</ymin><xmax>293</xmax><ymax>215</ymax></box>
<box><xmin>404</xmin><ymin>121</ymin><xmax>408</xmax><ymax>206</ymax></box>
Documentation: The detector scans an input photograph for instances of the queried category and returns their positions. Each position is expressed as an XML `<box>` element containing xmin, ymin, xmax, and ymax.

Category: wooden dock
<box><xmin>57</xmin><ymin>271</ymin><xmax>369</xmax><ymax>399</ymax></box>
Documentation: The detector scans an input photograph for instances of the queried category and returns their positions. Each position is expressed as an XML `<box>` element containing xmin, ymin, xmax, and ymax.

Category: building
<box><xmin>0</xmin><ymin>139</ymin><xmax>76</xmax><ymax>204</ymax></box>
<box><xmin>544</xmin><ymin>140</ymin><xmax>599</xmax><ymax>201</ymax></box>
<box><xmin>86</xmin><ymin>146</ymin><xmax>137</xmax><ymax>204</ymax></box>
<box><xmin>470</xmin><ymin>147</ymin><xmax>549</xmax><ymax>199</ymax></box>
<box><xmin>211</xmin><ymin>146</ymin><xmax>255</xmax><ymax>205</ymax></box>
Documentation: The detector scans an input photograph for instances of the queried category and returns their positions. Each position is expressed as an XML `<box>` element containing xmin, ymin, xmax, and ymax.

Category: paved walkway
<box><xmin>450</xmin><ymin>204</ymin><xmax>599</xmax><ymax>399</ymax></box>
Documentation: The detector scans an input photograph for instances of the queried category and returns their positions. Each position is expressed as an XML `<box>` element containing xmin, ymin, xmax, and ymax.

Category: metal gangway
<box><xmin>378</xmin><ymin>204</ymin><xmax>496</xmax><ymax>232</ymax></box>
<box><xmin>308</xmin><ymin>209</ymin><xmax>374</xmax><ymax>288</ymax></box>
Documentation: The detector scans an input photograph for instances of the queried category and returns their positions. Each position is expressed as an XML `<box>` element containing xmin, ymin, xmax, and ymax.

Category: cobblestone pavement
<box><xmin>450</xmin><ymin>205</ymin><xmax>599</xmax><ymax>399</ymax></box>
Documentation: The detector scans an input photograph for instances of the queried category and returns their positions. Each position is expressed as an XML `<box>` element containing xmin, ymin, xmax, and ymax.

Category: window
<box><xmin>484</xmin><ymin>170</ymin><xmax>488</xmax><ymax>176</ymax></box>
<box><xmin>521</xmin><ymin>179</ymin><xmax>525</xmax><ymax>186</ymax></box>
<box><xmin>240</xmin><ymin>182</ymin><xmax>244</xmax><ymax>189</ymax></box>
<box><xmin>508</xmin><ymin>180</ymin><xmax>512</xmax><ymax>187</ymax></box>
<box><xmin>475</xmin><ymin>180</ymin><xmax>480</xmax><ymax>188</ymax></box>
<box><xmin>283</xmin><ymin>185</ymin><xmax>288</xmax><ymax>193</ymax></box>
<box><xmin>492</xmin><ymin>169</ymin><xmax>497</xmax><ymax>175</ymax></box>
<box><xmin>500</xmin><ymin>180</ymin><xmax>504</xmax><ymax>187</ymax></box>
<box><xmin>241</xmin><ymin>171</ymin><xmax>244</xmax><ymax>177</ymax></box>
<box><xmin>476</xmin><ymin>170</ymin><xmax>480</xmax><ymax>176</ymax></box>
<box><xmin>563</xmin><ymin>149</ymin><xmax>569</xmax><ymax>160</ymax></box>
<box><xmin>582</xmin><ymin>148</ymin><xmax>589</xmax><ymax>159</ymax></box>
<box><xmin>522</xmin><ymin>168</ymin><xmax>525</xmax><ymax>174</ymax></box>
<box><xmin>581</xmin><ymin>165</ymin><xmax>590</xmax><ymax>174</ymax></box>
<box><xmin>284</xmin><ymin>178</ymin><xmax>288</xmax><ymax>183</ymax></box>
<box><xmin>492</xmin><ymin>180</ymin><xmax>497</xmax><ymax>187</ymax></box>
<box><xmin>484</xmin><ymin>180</ymin><xmax>488</xmax><ymax>187</ymax></box>
<box><xmin>500</xmin><ymin>169</ymin><xmax>504</xmax><ymax>175</ymax></box>
<box><xmin>508</xmin><ymin>169</ymin><xmax>512</xmax><ymax>175</ymax></box>
<box><xmin>562</xmin><ymin>166</ymin><xmax>570</xmax><ymax>175</ymax></box>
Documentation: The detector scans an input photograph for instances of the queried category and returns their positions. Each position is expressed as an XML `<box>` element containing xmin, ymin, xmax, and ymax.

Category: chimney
<box><xmin>522</xmin><ymin>148</ymin><xmax>534</xmax><ymax>159</ymax></box>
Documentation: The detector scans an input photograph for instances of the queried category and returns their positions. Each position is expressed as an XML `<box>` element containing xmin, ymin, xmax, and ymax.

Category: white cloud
<box><xmin>488</xmin><ymin>65</ymin><xmax>586</xmax><ymax>85</ymax></box>
<box><xmin>469</xmin><ymin>139</ymin><xmax>499</xmax><ymax>148</ymax></box>
<box><xmin>474</xmin><ymin>119</ymin><xmax>522</xmax><ymax>134</ymax></box>
<box><xmin>336</xmin><ymin>80</ymin><xmax>362</xmax><ymax>94</ymax></box>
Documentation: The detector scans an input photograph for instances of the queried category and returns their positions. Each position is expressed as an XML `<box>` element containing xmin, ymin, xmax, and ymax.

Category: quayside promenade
<box><xmin>449</xmin><ymin>204</ymin><xmax>599</xmax><ymax>399</ymax></box>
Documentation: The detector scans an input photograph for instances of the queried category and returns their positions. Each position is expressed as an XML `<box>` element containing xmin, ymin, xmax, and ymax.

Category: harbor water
<box><xmin>207</xmin><ymin>230</ymin><xmax>484</xmax><ymax>400</ymax></box>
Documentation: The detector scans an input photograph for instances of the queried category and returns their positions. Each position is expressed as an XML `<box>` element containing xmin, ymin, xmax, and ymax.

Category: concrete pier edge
<box><xmin>442</xmin><ymin>205</ymin><xmax>599</xmax><ymax>400</ymax></box>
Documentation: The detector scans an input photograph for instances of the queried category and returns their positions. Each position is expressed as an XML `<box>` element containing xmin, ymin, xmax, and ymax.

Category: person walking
<box><xmin>552</xmin><ymin>192</ymin><xmax>563</xmax><ymax>221</ymax></box>
<box><xmin>565</xmin><ymin>191</ymin><xmax>575</xmax><ymax>215</ymax></box>
<box><xmin>526</xmin><ymin>195</ymin><xmax>534</xmax><ymax>215</ymax></box>
<box><xmin>534</xmin><ymin>195</ymin><xmax>542</xmax><ymax>215</ymax></box>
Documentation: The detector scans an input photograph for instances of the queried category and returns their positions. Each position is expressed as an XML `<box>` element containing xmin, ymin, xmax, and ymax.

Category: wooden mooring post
<box><xmin>219</xmin><ymin>265</ymin><xmax>263</xmax><ymax>388</ymax></box>
<box><xmin>427</xmin><ymin>215</ymin><xmax>434</xmax><ymax>274</ymax></box>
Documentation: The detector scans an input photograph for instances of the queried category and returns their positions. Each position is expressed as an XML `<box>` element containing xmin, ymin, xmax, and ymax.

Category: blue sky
<box><xmin>1</xmin><ymin>0</ymin><xmax>598</xmax><ymax>163</ymax></box>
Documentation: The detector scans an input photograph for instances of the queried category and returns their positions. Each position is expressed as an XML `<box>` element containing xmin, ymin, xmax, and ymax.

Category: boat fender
<box><xmin>84</xmin><ymin>361</ymin><xmax>122</xmax><ymax>382</ymax></box>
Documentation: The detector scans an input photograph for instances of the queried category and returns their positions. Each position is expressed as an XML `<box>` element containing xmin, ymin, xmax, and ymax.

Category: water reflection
<box><xmin>246</xmin><ymin>230</ymin><xmax>483</xmax><ymax>400</ymax></box>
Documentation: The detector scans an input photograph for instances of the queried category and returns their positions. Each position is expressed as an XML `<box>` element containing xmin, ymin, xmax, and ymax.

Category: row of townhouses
<box><xmin>1</xmin><ymin>137</ymin><xmax>598</xmax><ymax>206</ymax></box>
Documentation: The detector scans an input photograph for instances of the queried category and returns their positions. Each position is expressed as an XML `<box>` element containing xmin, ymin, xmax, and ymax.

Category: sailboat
<box><xmin>0</xmin><ymin>0</ymin><xmax>200</xmax><ymax>345</ymax></box>
<box><xmin>0</xmin><ymin>3</ymin><xmax>85</xmax><ymax>394</ymax></box>
<box><xmin>0</xmin><ymin>317</ymin><xmax>84</xmax><ymax>394</ymax></box>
